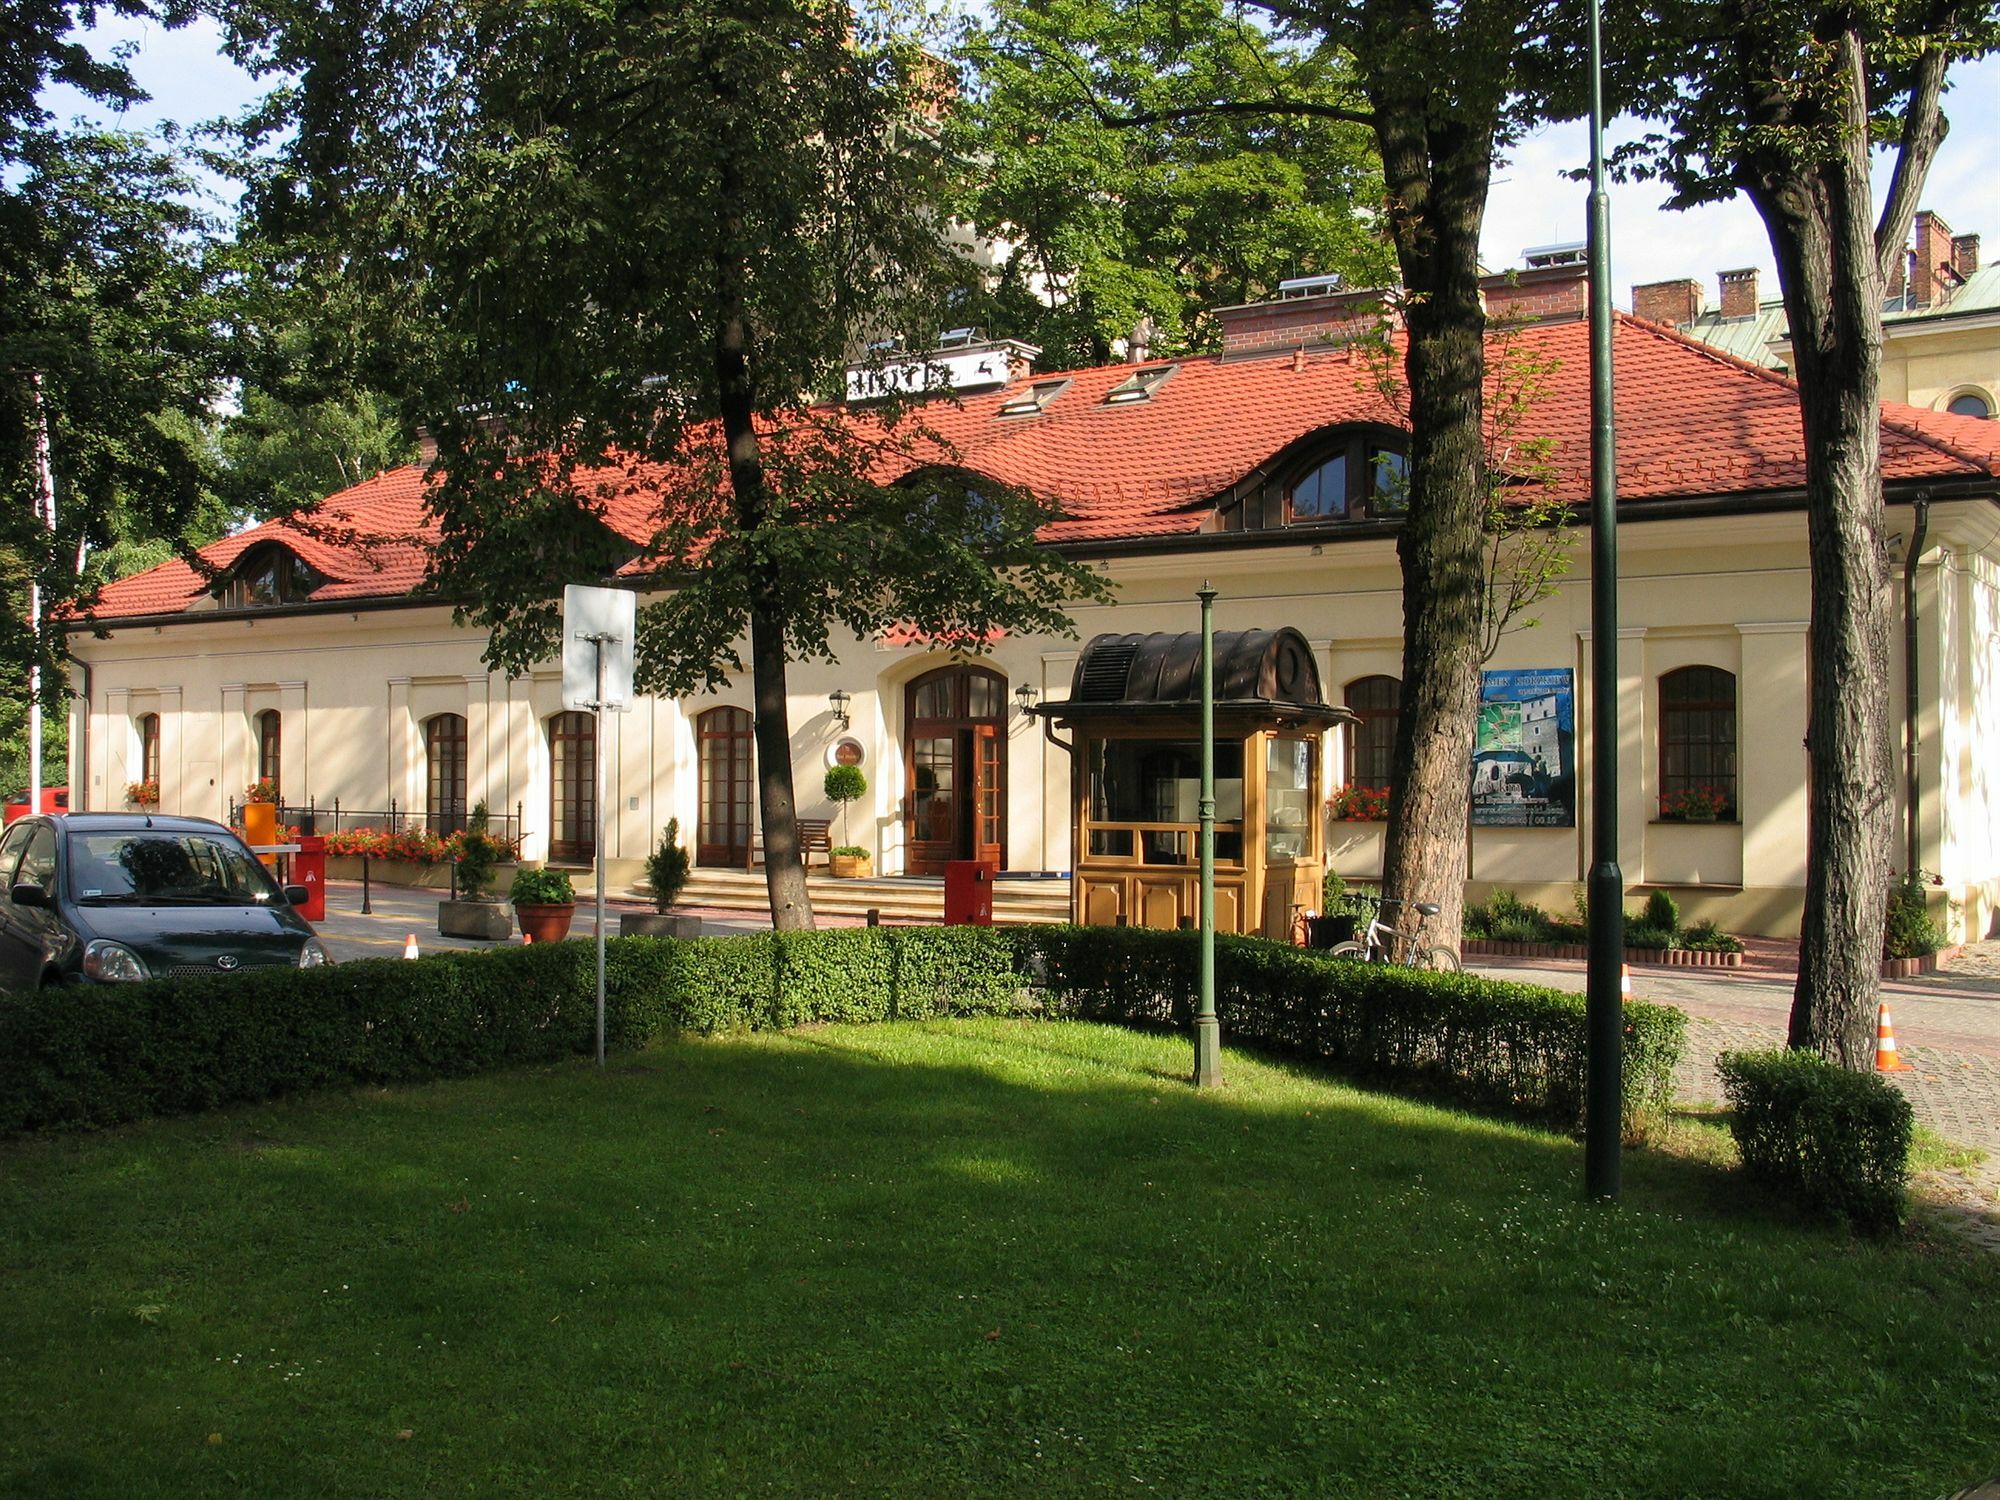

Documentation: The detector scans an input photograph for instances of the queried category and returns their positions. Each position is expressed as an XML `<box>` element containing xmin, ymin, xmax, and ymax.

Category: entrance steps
<box><xmin>675</xmin><ymin>867</ymin><xmax>1072</xmax><ymax>926</ymax></box>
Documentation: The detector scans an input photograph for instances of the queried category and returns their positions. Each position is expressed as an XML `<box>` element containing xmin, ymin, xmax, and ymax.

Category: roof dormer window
<box><xmin>1215</xmin><ymin>428</ymin><xmax>1410</xmax><ymax>533</ymax></box>
<box><xmin>219</xmin><ymin>545</ymin><xmax>324</xmax><ymax>610</ymax></box>
<box><xmin>997</xmin><ymin>379</ymin><xmax>1071</xmax><ymax>418</ymax></box>
<box><xmin>1103</xmin><ymin>365</ymin><xmax>1177</xmax><ymax>406</ymax></box>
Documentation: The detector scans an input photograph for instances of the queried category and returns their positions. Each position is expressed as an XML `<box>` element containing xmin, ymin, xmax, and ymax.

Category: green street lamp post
<box><xmin>1584</xmin><ymin>0</ymin><xmax>1625</xmax><ymax>1198</ymax></box>
<box><xmin>1194</xmin><ymin>580</ymin><xmax>1222</xmax><ymax>1088</ymax></box>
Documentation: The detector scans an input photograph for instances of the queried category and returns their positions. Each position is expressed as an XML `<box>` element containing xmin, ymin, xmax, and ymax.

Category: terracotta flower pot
<box><xmin>514</xmin><ymin>902</ymin><xmax>576</xmax><ymax>944</ymax></box>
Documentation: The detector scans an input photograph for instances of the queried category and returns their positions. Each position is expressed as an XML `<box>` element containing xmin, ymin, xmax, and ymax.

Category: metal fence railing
<box><xmin>227</xmin><ymin>797</ymin><xmax>527</xmax><ymax>848</ymax></box>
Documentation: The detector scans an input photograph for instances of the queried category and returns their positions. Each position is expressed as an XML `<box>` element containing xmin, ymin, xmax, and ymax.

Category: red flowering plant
<box><xmin>1659</xmin><ymin>784</ymin><xmax>1731</xmax><ymax>822</ymax></box>
<box><xmin>242</xmin><ymin>778</ymin><xmax>279</xmax><ymax>805</ymax></box>
<box><xmin>1327</xmin><ymin>784</ymin><xmax>1391</xmax><ymax>822</ymax></box>
<box><xmin>323</xmin><ymin>826</ymin><xmax>522</xmax><ymax>865</ymax></box>
<box><xmin>126</xmin><ymin>779</ymin><xmax>160</xmax><ymax>809</ymax></box>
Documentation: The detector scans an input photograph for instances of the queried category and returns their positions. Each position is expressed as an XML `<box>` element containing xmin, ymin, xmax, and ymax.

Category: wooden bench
<box><xmin>745</xmin><ymin>818</ymin><xmax>833</xmax><ymax>870</ymax></box>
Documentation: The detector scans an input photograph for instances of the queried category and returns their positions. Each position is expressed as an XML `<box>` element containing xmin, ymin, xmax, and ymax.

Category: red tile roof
<box><xmin>87</xmin><ymin>313</ymin><xmax>2000</xmax><ymax>621</ymax></box>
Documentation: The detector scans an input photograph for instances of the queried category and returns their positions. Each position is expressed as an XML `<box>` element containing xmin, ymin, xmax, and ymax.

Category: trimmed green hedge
<box><xmin>1017</xmin><ymin>927</ymin><xmax>1682</xmax><ymax>1135</ymax></box>
<box><xmin>1717</xmin><ymin>1048</ymin><xmax>1914</xmax><ymax>1232</ymax></box>
<box><xmin>1</xmin><ymin>924</ymin><xmax>1682</xmax><ymax>1141</ymax></box>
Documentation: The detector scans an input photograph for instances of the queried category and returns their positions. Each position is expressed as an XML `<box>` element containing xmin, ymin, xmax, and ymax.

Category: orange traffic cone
<box><xmin>1620</xmin><ymin>964</ymin><xmax>1632</xmax><ymax>1003</ymax></box>
<box><xmin>1875</xmin><ymin>1003</ymin><xmax>1913</xmax><ymax>1072</ymax></box>
<box><xmin>522</xmin><ymin>932</ymin><xmax>533</xmax><ymax>945</ymax></box>
<box><xmin>402</xmin><ymin>933</ymin><xmax>419</xmax><ymax>960</ymax></box>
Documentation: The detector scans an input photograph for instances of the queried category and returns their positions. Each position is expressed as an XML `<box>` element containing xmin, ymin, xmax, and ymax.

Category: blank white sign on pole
<box><xmin>561</xmin><ymin>585</ymin><xmax>636</xmax><ymax>711</ymax></box>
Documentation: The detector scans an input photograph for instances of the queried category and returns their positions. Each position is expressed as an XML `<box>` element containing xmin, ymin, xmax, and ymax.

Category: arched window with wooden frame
<box><xmin>1658</xmin><ymin>666</ymin><xmax>1737</xmax><ymax>821</ymax></box>
<box><xmin>254</xmin><ymin>710</ymin><xmax>282</xmax><ymax>801</ymax></box>
<box><xmin>1341</xmin><ymin>676</ymin><xmax>1401</xmax><ymax>806</ymax></box>
<box><xmin>1216</xmin><ymin>427</ymin><xmax>1410</xmax><ymax>532</ymax></box>
<box><xmin>424</xmin><ymin>713</ymin><xmax>469</xmax><ymax>835</ymax></box>
<box><xmin>695</xmin><ymin>706</ymin><xmax>755</xmax><ymax>868</ymax></box>
<box><xmin>137</xmin><ymin>714</ymin><xmax>161</xmax><ymax>787</ymax></box>
<box><xmin>546</xmin><ymin>711</ymin><xmax>596</xmax><ymax>862</ymax></box>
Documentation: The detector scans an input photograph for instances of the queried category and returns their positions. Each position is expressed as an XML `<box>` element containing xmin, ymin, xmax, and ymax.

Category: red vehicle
<box><xmin>3</xmin><ymin>788</ymin><xmax>68</xmax><ymax>826</ymax></box>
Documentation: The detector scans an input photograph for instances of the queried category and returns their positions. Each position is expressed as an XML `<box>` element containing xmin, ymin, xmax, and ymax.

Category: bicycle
<box><xmin>1327</xmin><ymin>894</ymin><xmax>1461</xmax><ymax>972</ymax></box>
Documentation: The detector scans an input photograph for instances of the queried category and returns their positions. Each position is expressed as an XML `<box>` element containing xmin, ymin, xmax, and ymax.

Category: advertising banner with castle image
<box><xmin>1472</xmin><ymin>668</ymin><xmax>1576</xmax><ymax>827</ymax></box>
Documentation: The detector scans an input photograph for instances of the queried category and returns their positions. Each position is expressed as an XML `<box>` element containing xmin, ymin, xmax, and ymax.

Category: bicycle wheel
<box><xmin>1416</xmin><ymin>946</ymin><xmax>1461</xmax><ymax>973</ymax></box>
<box><xmin>1327</xmin><ymin>941</ymin><xmax>1366</xmax><ymax>961</ymax></box>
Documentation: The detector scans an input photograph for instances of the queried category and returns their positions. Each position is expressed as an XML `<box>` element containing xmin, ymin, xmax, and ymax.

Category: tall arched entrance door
<box><xmin>904</xmin><ymin>665</ymin><xmax>1006</xmax><ymax>876</ymax></box>
<box><xmin>696</xmin><ymin>706</ymin><xmax>755</xmax><ymax>868</ymax></box>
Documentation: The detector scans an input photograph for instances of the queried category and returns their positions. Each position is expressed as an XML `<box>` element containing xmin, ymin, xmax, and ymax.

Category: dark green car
<box><xmin>0</xmin><ymin>812</ymin><xmax>329</xmax><ymax>990</ymax></box>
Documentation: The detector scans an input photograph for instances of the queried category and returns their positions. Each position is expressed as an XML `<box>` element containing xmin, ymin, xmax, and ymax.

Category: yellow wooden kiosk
<box><xmin>1034</xmin><ymin>628</ymin><xmax>1355</xmax><ymax>939</ymax></box>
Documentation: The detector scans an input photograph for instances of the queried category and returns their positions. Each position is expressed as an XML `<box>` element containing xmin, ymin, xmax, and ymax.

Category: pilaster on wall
<box><xmin>220</xmin><ymin>684</ymin><xmax>246</xmax><ymax>813</ymax></box>
<box><xmin>464</xmin><ymin>674</ymin><xmax>493</xmax><ymax>816</ymax></box>
<box><xmin>1039</xmin><ymin>650</ymin><xmax>1079</xmax><ymax>874</ymax></box>
<box><xmin>1575</xmin><ymin>628</ymin><xmax>1648</xmax><ymax>884</ymax></box>
<box><xmin>387</xmin><ymin>677</ymin><xmax>413</xmax><ymax>813</ymax></box>
<box><xmin>105</xmin><ymin>687</ymin><xmax>132</xmax><ymax>805</ymax></box>
<box><xmin>279</xmin><ymin>681</ymin><xmax>308</xmax><ymax>804</ymax></box>
<box><xmin>158</xmin><ymin>687</ymin><xmax>182</xmax><ymax>812</ymax></box>
<box><xmin>1737</xmin><ymin>622</ymin><xmax>1809</xmax><ymax>892</ymax></box>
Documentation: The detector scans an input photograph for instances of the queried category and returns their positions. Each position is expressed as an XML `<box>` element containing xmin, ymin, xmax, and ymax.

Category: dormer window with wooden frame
<box><xmin>1215</xmin><ymin>427</ymin><xmax>1410</xmax><ymax>532</ymax></box>
<box><xmin>219</xmin><ymin>544</ymin><xmax>325</xmax><ymax>610</ymax></box>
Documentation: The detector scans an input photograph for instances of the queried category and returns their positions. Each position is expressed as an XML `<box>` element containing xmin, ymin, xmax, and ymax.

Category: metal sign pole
<box><xmin>591</xmin><ymin>634</ymin><xmax>609</xmax><ymax>1068</ymax></box>
<box><xmin>1194</xmin><ymin>581</ymin><xmax>1221</xmax><ymax>1088</ymax></box>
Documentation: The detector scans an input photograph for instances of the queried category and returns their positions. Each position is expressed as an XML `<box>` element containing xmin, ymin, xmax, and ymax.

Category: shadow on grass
<box><xmin>3</xmin><ymin>1019</ymin><xmax>1998</xmax><ymax>1499</ymax></box>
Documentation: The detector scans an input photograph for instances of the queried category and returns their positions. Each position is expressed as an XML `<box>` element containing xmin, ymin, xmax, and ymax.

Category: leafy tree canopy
<box><xmin>948</xmin><ymin>0</ymin><xmax>1395</xmax><ymax>367</ymax></box>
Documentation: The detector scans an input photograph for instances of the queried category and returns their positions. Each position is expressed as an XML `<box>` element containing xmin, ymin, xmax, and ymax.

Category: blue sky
<box><xmin>40</xmin><ymin>11</ymin><xmax>2000</xmax><ymax>313</ymax></box>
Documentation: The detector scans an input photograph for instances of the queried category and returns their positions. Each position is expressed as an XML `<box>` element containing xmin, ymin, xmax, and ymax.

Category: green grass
<box><xmin>3</xmin><ymin>1020</ymin><xmax>1997</xmax><ymax>1498</ymax></box>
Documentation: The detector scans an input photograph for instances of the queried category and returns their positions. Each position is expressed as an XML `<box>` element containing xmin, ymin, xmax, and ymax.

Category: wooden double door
<box><xmin>905</xmin><ymin>666</ymin><xmax>1005</xmax><ymax>876</ymax></box>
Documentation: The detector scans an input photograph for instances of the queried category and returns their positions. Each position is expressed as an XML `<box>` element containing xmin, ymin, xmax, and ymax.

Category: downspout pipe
<box><xmin>1903</xmin><ymin>493</ymin><xmax>1929</xmax><ymax>879</ymax></box>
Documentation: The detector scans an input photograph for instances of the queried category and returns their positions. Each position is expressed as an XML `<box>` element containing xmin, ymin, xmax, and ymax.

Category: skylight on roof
<box><xmin>997</xmin><ymin>378</ymin><xmax>1071</xmax><ymax>418</ymax></box>
<box><xmin>1103</xmin><ymin>365</ymin><xmax>1177</xmax><ymax>406</ymax></box>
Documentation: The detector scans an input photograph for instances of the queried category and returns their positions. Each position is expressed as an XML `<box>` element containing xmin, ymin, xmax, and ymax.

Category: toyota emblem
<box><xmin>216</xmin><ymin>955</ymin><xmax>240</xmax><ymax>971</ymax></box>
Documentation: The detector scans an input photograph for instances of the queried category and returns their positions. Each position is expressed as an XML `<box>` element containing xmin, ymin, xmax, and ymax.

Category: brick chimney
<box><xmin>1632</xmin><ymin>278</ymin><xmax>1702</xmax><ymax>327</ymax></box>
<box><xmin>1718</xmin><ymin>268</ymin><xmax>1759</xmax><ymax>320</ymax></box>
<box><xmin>1479</xmin><ymin>259</ymin><xmax>1588</xmax><ymax>324</ymax></box>
<box><xmin>1215</xmin><ymin>287</ymin><xmax>1397</xmax><ymax>355</ymax></box>
<box><xmin>1914</xmin><ymin>210</ymin><xmax>1954</xmax><ymax>306</ymax></box>
<box><xmin>1953</xmin><ymin>233</ymin><xmax>1981</xmax><ymax>279</ymax></box>
<box><xmin>1887</xmin><ymin>249</ymin><xmax>1909</xmax><ymax>306</ymax></box>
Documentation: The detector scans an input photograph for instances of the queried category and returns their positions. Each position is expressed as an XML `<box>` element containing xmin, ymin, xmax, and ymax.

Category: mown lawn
<box><xmin>2</xmin><ymin>1019</ymin><xmax>1996</xmax><ymax>1498</ymax></box>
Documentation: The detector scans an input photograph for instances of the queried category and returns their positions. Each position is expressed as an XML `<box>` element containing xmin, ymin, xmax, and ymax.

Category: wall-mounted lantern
<box><xmin>829</xmin><ymin>688</ymin><xmax>852</xmax><ymax>730</ymax></box>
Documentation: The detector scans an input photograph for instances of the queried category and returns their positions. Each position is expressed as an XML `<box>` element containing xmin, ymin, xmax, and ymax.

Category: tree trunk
<box><xmin>713</xmin><ymin>248</ymin><xmax>814</xmax><ymax>931</ymax></box>
<box><xmin>1747</xmin><ymin>32</ymin><xmax>1892</xmax><ymax>1066</ymax></box>
<box><xmin>1371</xmin><ymin>99</ymin><xmax>1494</xmax><ymax>948</ymax></box>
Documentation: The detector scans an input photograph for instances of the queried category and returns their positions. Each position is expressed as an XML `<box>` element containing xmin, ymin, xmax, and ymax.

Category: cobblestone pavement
<box><xmin>1475</xmin><ymin>942</ymin><xmax>2000</xmax><ymax>1248</ymax></box>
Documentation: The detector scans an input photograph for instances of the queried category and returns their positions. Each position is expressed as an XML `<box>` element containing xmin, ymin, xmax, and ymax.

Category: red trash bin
<box><xmin>292</xmin><ymin>834</ymin><xmax>328</xmax><ymax>922</ymax></box>
<box><xmin>943</xmin><ymin>859</ymin><xmax>997</xmax><ymax>926</ymax></box>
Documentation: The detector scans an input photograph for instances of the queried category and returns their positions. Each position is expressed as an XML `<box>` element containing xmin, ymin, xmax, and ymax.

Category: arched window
<box><xmin>1659</xmin><ymin>667</ymin><xmax>1737</xmax><ymax>820</ymax></box>
<box><xmin>1343</xmin><ymin>676</ymin><xmax>1401</xmax><ymax>791</ymax></box>
<box><xmin>547</xmin><ymin>712</ymin><xmax>596</xmax><ymax>863</ymax></box>
<box><xmin>425</xmin><ymin>713</ymin><xmax>469</xmax><ymax>835</ymax></box>
<box><xmin>221</xmin><ymin>545</ymin><xmax>325</xmax><ymax>609</ymax></box>
<box><xmin>1946</xmin><ymin>391</ymin><xmax>1992</xmax><ymax>419</ymax></box>
<box><xmin>1288</xmin><ymin>436</ymin><xmax>1407</xmax><ymax>523</ymax></box>
<box><xmin>137</xmin><ymin>714</ymin><xmax>161</xmax><ymax>786</ymax></box>
<box><xmin>1222</xmin><ymin>429</ymin><xmax>1410</xmax><ymax>531</ymax></box>
<box><xmin>254</xmin><ymin>710</ymin><xmax>282</xmax><ymax>800</ymax></box>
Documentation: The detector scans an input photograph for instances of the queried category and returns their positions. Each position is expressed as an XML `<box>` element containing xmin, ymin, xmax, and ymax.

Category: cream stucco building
<box><xmin>68</xmin><ymin>262</ymin><xmax>2000</xmax><ymax>941</ymax></box>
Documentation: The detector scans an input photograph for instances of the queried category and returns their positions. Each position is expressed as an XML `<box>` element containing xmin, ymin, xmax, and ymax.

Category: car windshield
<box><xmin>67</xmin><ymin>832</ymin><xmax>282</xmax><ymax>906</ymax></box>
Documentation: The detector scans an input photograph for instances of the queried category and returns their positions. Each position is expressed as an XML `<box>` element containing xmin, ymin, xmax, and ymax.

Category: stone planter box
<box><xmin>326</xmin><ymin>856</ymin><xmax>521</xmax><ymax>892</ymax></box>
<box><xmin>438</xmin><ymin>899</ymin><xmax>513</xmax><ymax>941</ymax></box>
<box><xmin>1462</xmin><ymin>938</ymin><xmax>1744</xmax><ymax>968</ymax></box>
<box><xmin>619</xmin><ymin>911</ymin><xmax>702</xmax><ymax>939</ymax></box>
